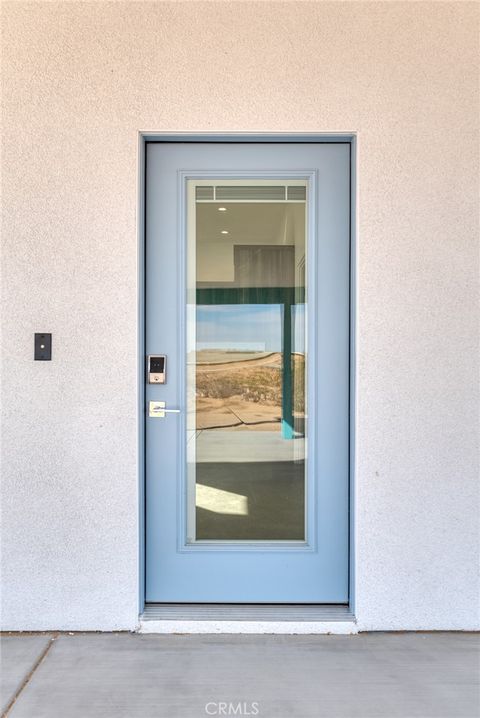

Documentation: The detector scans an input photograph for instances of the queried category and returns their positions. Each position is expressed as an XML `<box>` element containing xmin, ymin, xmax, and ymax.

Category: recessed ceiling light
<box><xmin>218</xmin><ymin>207</ymin><xmax>227</xmax><ymax>212</ymax></box>
<box><xmin>221</xmin><ymin>230</ymin><xmax>229</xmax><ymax>234</ymax></box>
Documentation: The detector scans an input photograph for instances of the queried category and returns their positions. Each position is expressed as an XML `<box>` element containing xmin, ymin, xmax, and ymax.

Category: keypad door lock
<box><xmin>147</xmin><ymin>355</ymin><xmax>166</xmax><ymax>384</ymax></box>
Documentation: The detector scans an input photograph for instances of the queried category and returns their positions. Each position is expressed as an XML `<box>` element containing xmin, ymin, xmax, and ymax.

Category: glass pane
<box><xmin>186</xmin><ymin>182</ymin><xmax>307</xmax><ymax>541</ymax></box>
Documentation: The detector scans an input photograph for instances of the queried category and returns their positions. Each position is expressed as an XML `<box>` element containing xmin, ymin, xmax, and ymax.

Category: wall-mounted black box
<box><xmin>34</xmin><ymin>333</ymin><xmax>52</xmax><ymax>361</ymax></box>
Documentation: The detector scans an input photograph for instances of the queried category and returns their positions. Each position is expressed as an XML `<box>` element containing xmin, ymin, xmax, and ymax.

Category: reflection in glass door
<box><xmin>186</xmin><ymin>181</ymin><xmax>307</xmax><ymax>542</ymax></box>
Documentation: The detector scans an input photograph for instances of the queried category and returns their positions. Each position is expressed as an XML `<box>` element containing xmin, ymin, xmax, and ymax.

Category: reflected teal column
<box><xmin>282</xmin><ymin>301</ymin><xmax>294</xmax><ymax>439</ymax></box>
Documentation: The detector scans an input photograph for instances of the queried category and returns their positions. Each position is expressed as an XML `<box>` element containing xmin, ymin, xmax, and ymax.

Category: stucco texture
<box><xmin>1</xmin><ymin>1</ymin><xmax>479</xmax><ymax>631</ymax></box>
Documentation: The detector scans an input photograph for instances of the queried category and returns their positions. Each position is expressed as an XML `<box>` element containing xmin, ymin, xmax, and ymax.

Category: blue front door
<box><xmin>145</xmin><ymin>142</ymin><xmax>350</xmax><ymax>602</ymax></box>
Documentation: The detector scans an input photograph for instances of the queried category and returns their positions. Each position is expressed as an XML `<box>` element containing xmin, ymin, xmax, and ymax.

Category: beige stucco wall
<box><xmin>1</xmin><ymin>1</ymin><xmax>478</xmax><ymax>630</ymax></box>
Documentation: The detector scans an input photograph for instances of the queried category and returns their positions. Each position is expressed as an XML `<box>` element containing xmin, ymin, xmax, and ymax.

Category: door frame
<box><xmin>137</xmin><ymin>132</ymin><xmax>357</xmax><ymax>616</ymax></box>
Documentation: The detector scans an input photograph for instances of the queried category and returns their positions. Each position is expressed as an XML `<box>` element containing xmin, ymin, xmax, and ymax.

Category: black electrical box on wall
<box><xmin>34</xmin><ymin>333</ymin><xmax>52</xmax><ymax>360</ymax></box>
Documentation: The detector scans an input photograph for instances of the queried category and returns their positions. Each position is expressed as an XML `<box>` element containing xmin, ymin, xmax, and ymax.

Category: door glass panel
<box><xmin>186</xmin><ymin>181</ymin><xmax>307</xmax><ymax>542</ymax></box>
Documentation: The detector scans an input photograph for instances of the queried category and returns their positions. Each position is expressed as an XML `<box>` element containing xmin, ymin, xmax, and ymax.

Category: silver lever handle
<box><xmin>148</xmin><ymin>401</ymin><xmax>181</xmax><ymax>418</ymax></box>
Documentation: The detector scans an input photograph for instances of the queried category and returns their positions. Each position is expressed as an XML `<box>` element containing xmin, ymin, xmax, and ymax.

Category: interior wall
<box><xmin>196</xmin><ymin>202</ymin><xmax>305</xmax><ymax>283</ymax></box>
<box><xmin>1</xmin><ymin>1</ymin><xmax>478</xmax><ymax>630</ymax></box>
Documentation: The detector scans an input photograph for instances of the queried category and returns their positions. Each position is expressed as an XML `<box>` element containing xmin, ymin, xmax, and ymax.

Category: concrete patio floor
<box><xmin>1</xmin><ymin>632</ymin><xmax>478</xmax><ymax>718</ymax></box>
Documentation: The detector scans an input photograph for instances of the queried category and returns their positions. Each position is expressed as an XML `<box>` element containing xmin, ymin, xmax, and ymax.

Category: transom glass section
<box><xmin>186</xmin><ymin>180</ymin><xmax>307</xmax><ymax>542</ymax></box>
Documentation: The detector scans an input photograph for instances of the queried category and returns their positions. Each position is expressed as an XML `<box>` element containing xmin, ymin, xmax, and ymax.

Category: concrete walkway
<box><xmin>1</xmin><ymin>632</ymin><xmax>478</xmax><ymax>718</ymax></box>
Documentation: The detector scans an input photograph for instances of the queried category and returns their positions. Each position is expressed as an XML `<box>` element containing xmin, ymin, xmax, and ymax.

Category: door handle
<box><xmin>148</xmin><ymin>401</ymin><xmax>181</xmax><ymax>418</ymax></box>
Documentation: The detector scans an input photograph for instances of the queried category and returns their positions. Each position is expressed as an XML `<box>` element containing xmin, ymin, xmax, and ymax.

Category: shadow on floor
<box><xmin>196</xmin><ymin>460</ymin><xmax>305</xmax><ymax>540</ymax></box>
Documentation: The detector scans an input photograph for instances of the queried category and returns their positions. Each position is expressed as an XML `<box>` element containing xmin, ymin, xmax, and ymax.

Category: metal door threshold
<box><xmin>139</xmin><ymin>604</ymin><xmax>357</xmax><ymax>634</ymax></box>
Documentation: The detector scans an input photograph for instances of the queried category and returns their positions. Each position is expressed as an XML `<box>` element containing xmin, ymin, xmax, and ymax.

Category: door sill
<box><xmin>139</xmin><ymin>604</ymin><xmax>357</xmax><ymax>634</ymax></box>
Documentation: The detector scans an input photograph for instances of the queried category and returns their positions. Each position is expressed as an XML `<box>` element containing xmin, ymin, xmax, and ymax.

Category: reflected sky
<box><xmin>196</xmin><ymin>304</ymin><xmax>305</xmax><ymax>353</ymax></box>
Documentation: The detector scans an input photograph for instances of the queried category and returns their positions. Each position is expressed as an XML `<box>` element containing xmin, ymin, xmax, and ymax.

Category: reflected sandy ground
<box><xmin>195</xmin><ymin>350</ymin><xmax>304</xmax><ymax>432</ymax></box>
